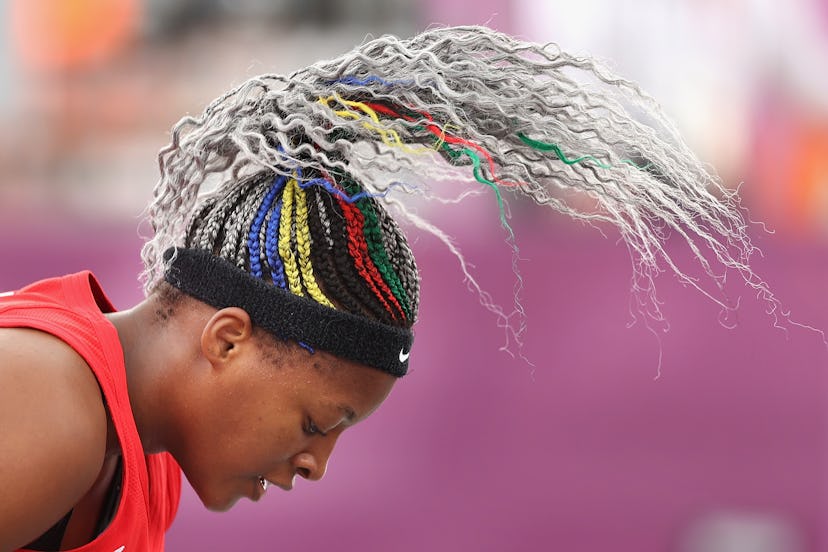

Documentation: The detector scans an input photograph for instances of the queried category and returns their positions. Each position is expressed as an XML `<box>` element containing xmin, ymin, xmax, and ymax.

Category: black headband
<box><xmin>163</xmin><ymin>248</ymin><xmax>413</xmax><ymax>377</ymax></box>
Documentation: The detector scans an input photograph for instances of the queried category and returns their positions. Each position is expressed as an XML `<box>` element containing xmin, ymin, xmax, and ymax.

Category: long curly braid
<box><xmin>142</xmin><ymin>25</ymin><xmax>780</xmax><ymax>343</ymax></box>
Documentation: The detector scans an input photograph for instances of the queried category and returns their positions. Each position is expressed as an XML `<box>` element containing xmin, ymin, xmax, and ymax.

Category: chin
<box><xmin>202</xmin><ymin>493</ymin><xmax>241</xmax><ymax>512</ymax></box>
<box><xmin>191</xmin><ymin>482</ymin><xmax>241</xmax><ymax>512</ymax></box>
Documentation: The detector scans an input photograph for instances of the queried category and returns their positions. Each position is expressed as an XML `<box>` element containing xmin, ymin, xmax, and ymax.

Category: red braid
<box><xmin>336</xmin><ymin>196</ymin><xmax>405</xmax><ymax>321</ymax></box>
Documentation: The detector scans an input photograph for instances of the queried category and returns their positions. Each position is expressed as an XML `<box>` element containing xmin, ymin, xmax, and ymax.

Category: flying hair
<box><xmin>142</xmin><ymin>25</ymin><xmax>785</xmax><ymax>351</ymax></box>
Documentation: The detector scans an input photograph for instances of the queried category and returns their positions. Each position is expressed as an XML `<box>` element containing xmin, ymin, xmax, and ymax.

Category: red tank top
<box><xmin>0</xmin><ymin>272</ymin><xmax>181</xmax><ymax>552</ymax></box>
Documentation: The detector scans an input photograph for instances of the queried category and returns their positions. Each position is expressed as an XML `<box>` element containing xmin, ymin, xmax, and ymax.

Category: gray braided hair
<box><xmin>142</xmin><ymin>25</ymin><xmax>780</xmax><ymax>342</ymax></box>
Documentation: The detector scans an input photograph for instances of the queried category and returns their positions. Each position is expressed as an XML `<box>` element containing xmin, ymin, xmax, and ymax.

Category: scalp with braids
<box><xmin>142</xmin><ymin>25</ymin><xmax>782</xmax><ymax>344</ymax></box>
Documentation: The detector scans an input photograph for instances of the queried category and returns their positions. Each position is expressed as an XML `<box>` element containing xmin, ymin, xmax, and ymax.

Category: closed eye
<box><xmin>305</xmin><ymin>418</ymin><xmax>328</xmax><ymax>437</ymax></box>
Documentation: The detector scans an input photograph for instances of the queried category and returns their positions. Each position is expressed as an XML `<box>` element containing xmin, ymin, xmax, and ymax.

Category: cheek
<box><xmin>256</xmin><ymin>418</ymin><xmax>304</xmax><ymax>464</ymax></box>
<box><xmin>198</xmin><ymin>401</ymin><xmax>300</xmax><ymax>475</ymax></box>
<box><xmin>174</xmin><ymin>404</ymin><xmax>257</xmax><ymax>488</ymax></box>
<box><xmin>244</xmin><ymin>396</ymin><xmax>306</xmax><ymax>460</ymax></box>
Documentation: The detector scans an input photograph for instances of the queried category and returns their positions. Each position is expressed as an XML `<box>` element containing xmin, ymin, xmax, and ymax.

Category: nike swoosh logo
<box><xmin>0</xmin><ymin>291</ymin><xmax>13</xmax><ymax>298</ymax></box>
<box><xmin>399</xmin><ymin>348</ymin><xmax>410</xmax><ymax>362</ymax></box>
<box><xmin>113</xmin><ymin>546</ymin><xmax>125</xmax><ymax>552</ymax></box>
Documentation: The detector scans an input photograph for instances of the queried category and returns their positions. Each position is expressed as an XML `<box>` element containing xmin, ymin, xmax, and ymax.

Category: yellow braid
<box><xmin>319</xmin><ymin>95</ymin><xmax>428</xmax><ymax>155</ymax></box>
<box><xmin>278</xmin><ymin>178</ymin><xmax>304</xmax><ymax>297</ymax></box>
<box><xmin>294</xmin><ymin>182</ymin><xmax>336</xmax><ymax>308</ymax></box>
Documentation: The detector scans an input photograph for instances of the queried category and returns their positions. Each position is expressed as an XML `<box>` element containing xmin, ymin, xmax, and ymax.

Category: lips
<box><xmin>251</xmin><ymin>477</ymin><xmax>292</xmax><ymax>500</ymax></box>
<box><xmin>270</xmin><ymin>478</ymin><xmax>293</xmax><ymax>492</ymax></box>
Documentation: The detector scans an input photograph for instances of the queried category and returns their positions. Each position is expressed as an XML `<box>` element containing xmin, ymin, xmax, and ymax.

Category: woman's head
<box><xmin>140</xmin><ymin>168</ymin><xmax>416</xmax><ymax>506</ymax></box>
<box><xmin>146</xmin><ymin>289</ymin><xmax>397</xmax><ymax>511</ymax></box>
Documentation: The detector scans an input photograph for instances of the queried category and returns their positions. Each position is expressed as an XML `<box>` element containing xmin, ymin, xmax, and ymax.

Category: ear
<box><xmin>200</xmin><ymin>307</ymin><xmax>254</xmax><ymax>366</ymax></box>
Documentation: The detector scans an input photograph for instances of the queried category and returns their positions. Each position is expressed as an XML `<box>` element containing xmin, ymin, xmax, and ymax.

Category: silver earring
<box><xmin>259</xmin><ymin>476</ymin><xmax>269</xmax><ymax>491</ymax></box>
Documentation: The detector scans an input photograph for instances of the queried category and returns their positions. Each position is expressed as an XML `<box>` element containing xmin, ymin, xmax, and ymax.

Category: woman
<box><xmin>0</xmin><ymin>26</ymin><xmax>768</xmax><ymax>551</ymax></box>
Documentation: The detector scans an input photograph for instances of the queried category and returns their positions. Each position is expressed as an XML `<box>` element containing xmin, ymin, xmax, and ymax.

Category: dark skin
<box><xmin>0</xmin><ymin>293</ymin><xmax>397</xmax><ymax>551</ymax></box>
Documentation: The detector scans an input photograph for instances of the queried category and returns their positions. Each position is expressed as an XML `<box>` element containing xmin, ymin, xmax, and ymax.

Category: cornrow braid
<box><xmin>316</xmin><ymin>187</ymin><xmax>400</xmax><ymax>325</ymax></box>
<box><xmin>184</xmin><ymin>199</ymin><xmax>217</xmax><ymax>250</ymax></box>
<box><xmin>339</xmin><ymin>176</ymin><xmax>412</xmax><ymax>320</ymax></box>
<box><xmin>277</xmin><ymin>178</ymin><xmax>305</xmax><ymax>297</ymax></box>
<box><xmin>144</xmin><ymin>25</ymin><xmax>786</xmax><ymax>360</ymax></box>
<box><xmin>224</xmin><ymin>182</ymin><xmax>270</xmax><ymax>269</ymax></box>
<box><xmin>335</xmin><ymin>193</ymin><xmax>404</xmax><ymax>322</ymax></box>
<box><xmin>247</xmin><ymin>175</ymin><xmax>285</xmax><ymax>279</ymax></box>
<box><xmin>292</xmin><ymin>181</ymin><xmax>335</xmax><ymax>308</ymax></box>
<box><xmin>264</xmin><ymin>195</ymin><xmax>288</xmax><ymax>289</ymax></box>
<box><xmin>375</xmin><ymin>203</ymin><xmax>419</xmax><ymax>316</ymax></box>
<box><xmin>189</xmin><ymin>177</ymin><xmax>260</xmax><ymax>256</ymax></box>
<box><xmin>305</xmin><ymin>186</ymin><xmax>368</xmax><ymax>317</ymax></box>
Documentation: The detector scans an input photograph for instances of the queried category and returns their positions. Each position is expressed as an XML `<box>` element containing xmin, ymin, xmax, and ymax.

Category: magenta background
<box><xmin>2</xmin><ymin>210</ymin><xmax>827</xmax><ymax>551</ymax></box>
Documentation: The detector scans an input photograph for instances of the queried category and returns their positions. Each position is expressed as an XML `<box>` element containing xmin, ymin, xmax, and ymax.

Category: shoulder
<box><xmin>0</xmin><ymin>327</ymin><xmax>108</xmax><ymax>550</ymax></box>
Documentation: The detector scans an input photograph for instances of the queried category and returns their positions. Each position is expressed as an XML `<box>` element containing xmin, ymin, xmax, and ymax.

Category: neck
<box><xmin>106</xmin><ymin>299</ymin><xmax>174</xmax><ymax>455</ymax></box>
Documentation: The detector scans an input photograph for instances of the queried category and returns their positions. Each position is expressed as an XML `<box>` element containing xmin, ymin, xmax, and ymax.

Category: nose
<box><xmin>292</xmin><ymin>434</ymin><xmax>339</xmax><ymax>482</ymax></box>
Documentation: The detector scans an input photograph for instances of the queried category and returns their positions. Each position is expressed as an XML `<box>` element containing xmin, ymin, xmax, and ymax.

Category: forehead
<box><xmin>248</xmin><ymin>331</ymin><xmax>397</xmax><ymax>420</ymax></box>
<box><xmin>302</xmin><ymin>351</ymin><xmax>398</xmax><ymax>422</ymax></box>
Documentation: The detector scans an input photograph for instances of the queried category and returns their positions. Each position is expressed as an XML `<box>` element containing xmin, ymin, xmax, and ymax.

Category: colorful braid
<box><xmin>177</xmin><ymin>162</ymin><xmax>417</xmax><ymax>330</ymax></box>
<box><xmin>314</xmin><ymin>187</ymin><xmax>398</xmax><ymax>323</ymax></box>
<box><xmin>293</xmin><ymin>181</ymin><xmax>335</xmax><ymax>308</ymax></box>
<box><xmin>247</xmin><ymin>175</ymin><xmax>284</xmax><ymax>279</ymax></box>
<box><xmin>277</xmin><ymin>178</ymin><xmax>304</xmax><ymax>297</ymax></box>
<box><xmin>339</xmin><ymin>176</ymin><xmax>411</xmax><ymax>319</ymax></box>
<box><xmin>336</xmin><ymin>193</ymin><xmax>404</xmax><ymax>321</ymax></box>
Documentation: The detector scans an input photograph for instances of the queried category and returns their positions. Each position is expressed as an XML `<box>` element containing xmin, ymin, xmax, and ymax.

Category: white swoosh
<box><xmin>399</xmin><ymin>348</ymin><xmax>410</xmax><ymax>362</ymax></box>
<box><xmin>113</xmin><ymin>546</ymin><xmax>126</xmax><ymax>552</ymax></box>
<box><xmin>0</xmin><ymin>291</ymin><xmax>13</xmax><ymax>298</ymax></box>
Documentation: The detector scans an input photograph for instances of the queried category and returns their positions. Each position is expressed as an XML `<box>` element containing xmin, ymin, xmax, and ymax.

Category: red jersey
<box><xmin>0</xmin><ymin>272</ymin><xmax>181</xmax><ymax>552</ymax></box>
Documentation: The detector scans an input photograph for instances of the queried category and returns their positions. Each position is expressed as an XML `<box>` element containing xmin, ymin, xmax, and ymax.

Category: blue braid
<box><xmin>248</xmin><ymin>175</ymin><xmax>287</xmax><ymax>278</ymax></box>
<box><xmin>265</xmin><ymin>195</ymin><xmax>287</xmax><ymax>289</ymax></box>
<box><xmin>328</xmin><ymin>75</ymin><xmax>414</xmax><ymax>87</ymax></box>
<box><xmin>299</xmin><ymin>177</ymin><xmax>410</xmax><ymax>203</ymax></box>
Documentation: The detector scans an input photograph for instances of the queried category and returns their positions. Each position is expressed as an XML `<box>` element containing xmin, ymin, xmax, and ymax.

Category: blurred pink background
<box><xmin>2</xmin><ymin>1</ymin><xmax>828</xmax><ymax>551</ymax></box>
